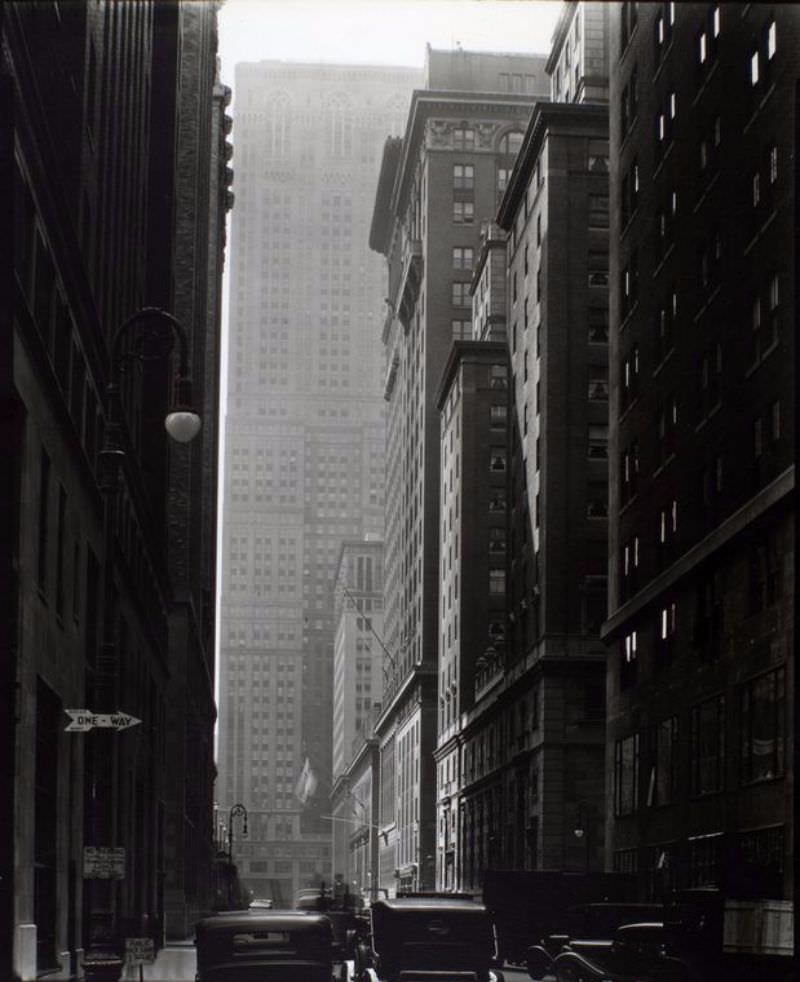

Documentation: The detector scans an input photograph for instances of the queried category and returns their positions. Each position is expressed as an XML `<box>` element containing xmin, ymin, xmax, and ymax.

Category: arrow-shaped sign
<box><xmin>65</xmin><ymin>710</ymin><xmax>142</xmax><ymax>732</ymax></box>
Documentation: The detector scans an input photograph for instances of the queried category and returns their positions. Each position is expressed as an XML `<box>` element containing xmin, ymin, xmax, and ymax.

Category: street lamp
<box><xmin>573</xmin><ymin>805</ymin><xmax>591</xmax><ymax>872</ymax></box>
<box><xmin>84</xmin><ymin>308</ymin><xmax>202</xmax><ymax>982</ymax></box>
<box><xmin>228</xmin><ymin>803</ymin><xmax>249</xmax><ymax>865</ymax></box>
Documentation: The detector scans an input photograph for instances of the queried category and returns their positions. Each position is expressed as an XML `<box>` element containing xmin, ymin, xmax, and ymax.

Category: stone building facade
<box><xmin>0</xmin><ymin>2</ymin><xmax>230</xmax><ymax>976</ymax></box>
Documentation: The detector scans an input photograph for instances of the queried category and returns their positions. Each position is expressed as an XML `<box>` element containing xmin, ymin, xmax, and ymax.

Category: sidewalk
<box><xmin>120</xmin><ymin>941</ymin><xmax>196</xmax><ymax>982</ymax></box>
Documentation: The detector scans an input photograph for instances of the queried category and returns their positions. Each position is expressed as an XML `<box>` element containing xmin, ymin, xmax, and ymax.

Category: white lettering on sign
<box><xmin>83</xmin><ymin>846</ymin><xmax>126</xmax><ymax>879</ymax></box>
<box><xmin>65</xmin><ymin>710</ymin><xmax>142</xmax><ymax>732</ymax></box>
<box><xmin>125</xmin><ymin>937</ymin><xmax>155</xmax><ymax>965</ymax></box>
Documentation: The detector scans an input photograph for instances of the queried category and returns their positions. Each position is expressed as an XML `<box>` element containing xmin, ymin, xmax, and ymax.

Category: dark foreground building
<box><xmin>604</xmin><ymin>2</ymin><xmax>795</xmax><ymax>964</ymax></box>
<box><xmin>0</xmin><ymin>2</ymin><xmax>230</xmax><ymax>977</ymax></box>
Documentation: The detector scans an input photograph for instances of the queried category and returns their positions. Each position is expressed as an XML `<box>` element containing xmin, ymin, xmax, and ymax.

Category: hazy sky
<box><xmin>218</xmin><ymin>0</ymin><xmax>564</xmax><ymax>89</ymax></box>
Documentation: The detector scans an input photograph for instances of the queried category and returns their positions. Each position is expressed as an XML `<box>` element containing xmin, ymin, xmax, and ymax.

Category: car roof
<box><xmin>197</xmin><ymin>911</ymin><xmax>330</xmax><ymax>934</ymax></box>
<box><xmin>372</xmin><ymin>897</ymin><xmax>487</xmax><ymax>913</ymax></box>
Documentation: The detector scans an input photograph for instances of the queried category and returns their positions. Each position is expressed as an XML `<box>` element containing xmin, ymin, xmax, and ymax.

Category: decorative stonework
<box><xmin>425</xmin><ymin>118</ymin><xmax>504</xmax><ymax>149</ymax></box>
<box><xmin>427</xmin><ymin>119</ymin><xmax>452</xmax><ymax>147</ymax></box>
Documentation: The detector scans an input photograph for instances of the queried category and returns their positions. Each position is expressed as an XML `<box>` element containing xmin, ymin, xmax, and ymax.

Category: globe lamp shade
<box><xmin>165</xmin><ymin>410</ymin><xmax>202</xmax><ymax>443</ymax></box>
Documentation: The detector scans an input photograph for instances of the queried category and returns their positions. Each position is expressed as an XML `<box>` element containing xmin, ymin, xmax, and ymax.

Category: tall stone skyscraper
<box><xmin>219</xmin><ymin>60</ymin><xmax>420</xmax><ymax>905</ymax></box>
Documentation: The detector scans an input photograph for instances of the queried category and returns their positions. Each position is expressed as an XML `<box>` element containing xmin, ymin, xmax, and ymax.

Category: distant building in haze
<box><xmin>218</xmin><ymin>59</ymin><xmax>420</xmax><ymax>906</ymax></box>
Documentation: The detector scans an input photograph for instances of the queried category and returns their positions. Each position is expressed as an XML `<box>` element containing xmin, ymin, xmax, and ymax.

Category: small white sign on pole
<box><xmin>125</xmin><ymin>937</ymin><xmax>155</xmax><ymax>965</ymax></box>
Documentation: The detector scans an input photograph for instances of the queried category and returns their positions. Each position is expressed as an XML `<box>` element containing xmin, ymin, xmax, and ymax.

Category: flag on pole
<box><xmin>294</xmin><ymin>757</ymin><xmax>318</xmax><ymax>804</ymax></box>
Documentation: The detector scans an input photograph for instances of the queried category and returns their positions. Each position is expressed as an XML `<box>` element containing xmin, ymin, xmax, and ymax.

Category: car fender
<box><xmin>553</xmin><ymin>949</ymin><xmax>615</xmax><ymax>982</ymax></box>
<box><xmin>526</xmin><ymin>945</ymin><xmax>554</xmax><ymax>980</ymax></box>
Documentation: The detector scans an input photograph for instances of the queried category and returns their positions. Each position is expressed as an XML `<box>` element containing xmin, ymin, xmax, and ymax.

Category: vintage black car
<box><xmin>527</xmin><ymin>921</ymin><xmax>705</xmax><ymax>982</ymax></box>
<box><xmin>195</xmin><ymin>910</ymin><xmax>338</xmax><ymax>982</ymax></box>
<box><xmin>357</xmin><ymin>895</ymin><xmax>505</xmax><ymax>982</ymax></box>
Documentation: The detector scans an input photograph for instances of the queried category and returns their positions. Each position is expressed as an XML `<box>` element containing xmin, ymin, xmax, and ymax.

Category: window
<box><xmin>588</xmin><ymin>365</ymin><xmax>608</xmax><ymax>401</ymax></box>
<box><xmin>497</xmin><ymin>167</ymin><xmax>511</xmax><ymax>193</ymax></box>
<box><xmin>620</xmin><ymin>252</ymin><xmax>638</xmax><ymax>318</ymax></box>
<box><xmin>453</xmin><ymin>127</ymin><xmax>475</xmax><ymax>150</ymax></box>
<box><xmin>588</xmin><ymin>308</ymin><xmax>609</xmax><ymax>344</ymax></box>
<box><xmin>656</xmin><ymin>601</ymin><xmax>677</xmax><ymax>669</ymax></box>
<box><xmin>655</xmin><ymin>292</ymin><xmax>675</xmax><ymax>363</ymax></box>
<box><xmin>489</xmin><ymin>569</ymin><xmax>506</xmax><ymax>595</ymax></box>
<box><xmin>452</xmin><ymin>319</ymin><xmax>471</xmax><ymax>340</ymax></box>
<box><xmin>621</xmin><ymin>161</ymin><xmax>639</xmax><ymax>225</ymax></box>
<box><xmin>490</xmin><ymin>450</ymin><xmax>507</xmax><ymax>472</ymax></box>
<box><xmin>621</xmin><ymin>344</ymin><xmax>639</xmax><ymax>412</ymax></box>
<box><xmin>621</xmin><ymin>535</ymin><xmax>640</xmax><ymax>599</ymax></box>
<box><xmin>614</xmin><ymin>733</ymin><xmax>639</xmax><ymax>816</ymax></box>
<box><xmin>656</xmin><ymin>396</ymin><xmax>677</xmax><ymax>466</ymax></box>
<box><xmin>588</xmin><ymin>424</ymin><xmax>608</xmax><ymax>459</ymax></box>
<box><xmin>452</xmin><ymin>246</ymin><xmax>474</xmax><ymax>270</ymax></box>
<box><xmin>768</xmin><ymin>144</ymin><xmax>778</xmax><ymax>184</ymax></box>
<box><xmin>690</xmin><ymin>695</ymin><xmax>725</xmax><ymax>795</ymax></box>
<box><xmin>620</xmin><ymin>441</ymin><xmax>639</xmax><ymax>506</ymax></box>
<box><xmin>620</xmin><ymin>66</ymin><xmax>638</xmax><ymax>140</ymax></box>
<box><xmin>588</xmin><ymin>194</ymin><xmax>609</xmax><ymax>229</ymax></box>
<box><xmin>490</xmin><ymin>364</ymin><xmax>508</xmax><ymax>388</ymax></box>
<box><xmin>688</xmin><ymin>832</ymin><xmax>722</xmax><ymax>887</ymax></box>
<box><xmin>621</xmin><ymin>630</ymin><xmax>638</xmax><ymax>688</ymax></box>
<box><xmin>498</xmin><ymin>130</ymin><xmax>523</xmax><ymax>155</ymax></box>
<box><xmin>586</xmin><ymin>482</ymin><xmax>607</xmax><ymax>519</ymax></box>
<box><xmin>648</xmin><ymin>716</ymin><xmax>678</xmax><ymax>806</ymax></box>
<box><xmin>453</xmin><ymin>201</ymin><xmax>474</xmax><ymax>225</ymax></box>
<box><xmin>451</xmin><ymin>282</ymin><xmax>470</xmax><ymax>307</ymax></box>
<box><xmin>750</xmin><ymin>49</ymin><xmax>760</xmax><ymax>86</ymax></box>
<box><xmin>453</xmin><ymin>164</ymin><xmax>474</xmax><ymax>191</ymax></box>
<box><xmin>657</xmin><ymin>498</ymin><xmax>678</xmax><ymax>567</ymax></box>
<box><xmin>767</xmin><ymin>19</ymin><xmax>777</xmax><ymax>60</ymax></box>
<box><xmin>736</xmin><ymin>826</ymin><xmax>784</xmax><ymax>898</ymax></box>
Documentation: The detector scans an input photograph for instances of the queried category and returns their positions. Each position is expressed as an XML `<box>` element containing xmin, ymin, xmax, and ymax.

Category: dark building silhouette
<box><xmin>604</xmin><ymin>0</ymin><xmax>795</xmax><ymax>946</ymax></box>
<box><xmin>0</xmin><ymin>1</ymin><xmax>230</xmax><ymax>976</ymax></box>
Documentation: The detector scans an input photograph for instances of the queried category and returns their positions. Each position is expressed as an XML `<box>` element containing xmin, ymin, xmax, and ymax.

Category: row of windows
<box><xmin>615</xmin><ymin>666</ymin><xmax>785</xmax><ymax>817</ymax></box>
<box><xmin>621</xmin><ymin>538</ymin><xmax>781</xmax><ymax>686</ymax></box>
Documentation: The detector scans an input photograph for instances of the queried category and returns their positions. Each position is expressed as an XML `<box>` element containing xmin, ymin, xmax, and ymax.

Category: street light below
<box><xmin>83</xmin><ymin>307</ymin><xmax>202</xmax><ymax>982</ymax></box>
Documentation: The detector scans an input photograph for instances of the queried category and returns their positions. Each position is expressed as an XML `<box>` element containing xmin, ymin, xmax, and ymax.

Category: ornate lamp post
<box><xmin>83</xmin><ymin>308</ymin><xmax>201</xmax><ymax>982</ymax></box>
<box><xmin>227</xmin><ymin>803</ymin><xmax>249</xmax><ymax>865</ymax></box>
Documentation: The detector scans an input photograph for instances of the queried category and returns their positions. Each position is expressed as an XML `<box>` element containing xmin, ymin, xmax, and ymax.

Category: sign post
<box><xmin>125</xmin><ymin>937</ymin><xmax>155</xmax><ymax>982</ymax></box>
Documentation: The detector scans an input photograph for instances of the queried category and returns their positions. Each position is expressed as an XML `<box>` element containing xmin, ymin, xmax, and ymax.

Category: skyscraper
<box><xmin>218</xmin><ymin>60</ymin><xmax>420</xmax><ymax>905</ymax></box>
<box><xmin>370</xmin><ymin>47</ymin><xmax>549</xmax><ymax>894</ymax></box>
<box><xmin>605</xmin><ymin>0</ymin><xmax>795</xmax><ymax>931</ymax></box>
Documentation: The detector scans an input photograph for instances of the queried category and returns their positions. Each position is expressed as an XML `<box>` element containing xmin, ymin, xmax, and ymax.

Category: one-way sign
<box><xmin>65</xmin><ymin>710</ymin><xmax>142</xmax><ymax>732</ymax></box>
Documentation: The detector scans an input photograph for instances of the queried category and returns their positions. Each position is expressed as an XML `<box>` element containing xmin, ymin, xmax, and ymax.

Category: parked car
<box><xmin>482</xmin><ymin>869</ymin><xmax>637</xmax><ymax>964</ymax></box>
<box><xmin>357</xmin><ymin>895</ymin><xmax>504</xmax><ymax>982</ymax></box>
<box><xmin>527</xmin><ymin>921</ymin><xmax>706</xmax><ymax>982</ymax></box>
<box><xmin>195</xmin><ymin>910</ymin><xmax>337</xmax><ymax>982</ymax></box>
